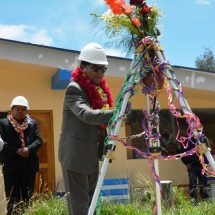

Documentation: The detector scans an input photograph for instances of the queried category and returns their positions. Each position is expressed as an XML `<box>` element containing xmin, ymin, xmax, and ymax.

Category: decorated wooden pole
<box><xmin>146</xmin><ymin>95</ymin><xmax>162</xmax><ymax>215</ymax></box>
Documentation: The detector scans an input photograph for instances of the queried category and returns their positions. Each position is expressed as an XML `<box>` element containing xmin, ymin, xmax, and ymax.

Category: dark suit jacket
<box><xmin>179</xmin><ymin>137</ymin><xmax>208</xmax><ymax>167</ymax></box>
<box><xmin>58</xmin><ymin>81</ymin><xmax>113</xmax><ymax>175</ymax></box>
<box><xmin>0</xmin><ymin>117</ymin><xmax>42</xmax><ymax>173</ymax></box>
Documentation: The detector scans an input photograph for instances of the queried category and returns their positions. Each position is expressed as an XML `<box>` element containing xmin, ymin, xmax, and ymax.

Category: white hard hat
<box><xmin>78</xmin><ymin>43</ymin><xmax>109</xmax><ymax>65</ymax></box>
<box><xmin>0</xmin><ymin>138</ymin><xmax>4</xmax><ymax>151</ymax></box>
<box><xmin>10</xmin><ymin>96</ymin><xmax>29</xmax><ymax>109</ymax></box>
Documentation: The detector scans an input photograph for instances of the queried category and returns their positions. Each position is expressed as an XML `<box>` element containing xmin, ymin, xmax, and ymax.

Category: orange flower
<box><xmin>105</xmin><ymin>0</ymin><xmax>126</xmax><ymax>15</ymax></box>
<box><xmin>131</xmin><ymin>17</ymin><xmax>141</xmax><ymax>27</ymax></box>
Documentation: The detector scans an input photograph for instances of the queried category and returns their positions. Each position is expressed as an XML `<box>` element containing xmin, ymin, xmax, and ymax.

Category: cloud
<box><xmin>0</xmin><ymin>24</ymin><xmax>53</xmax><ymax>46</ymax></box>
<box><xmin>0</xmin><ymin>24</ymin><xmax>26</xmax><ymax>39</ymax></box>
<box><xmin>31</xmin><ymin>30</ymin><xmax>53</xmax><ymax>45</ymax></box>
<box><xmin>94</xmin><ymin>0</ymin><xmax>105</xmax><ymax>6</ymax></box>
<box><xmin>196</xmin><ymin>0</ymin><xmax>214</xmax><ymax>5</ymax></box>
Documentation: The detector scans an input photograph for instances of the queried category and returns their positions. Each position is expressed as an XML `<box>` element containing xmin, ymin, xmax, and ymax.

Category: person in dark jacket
<box><xmin>0</xmin><ymin>96</ymin><xmax>42</xmax><ymax>215</ymax></box>
<box><xmin>179</xmin><ymin>136</ymin><xmax>208</xmax><ymax>201</ymax></box>
<box><xmin>58</xmin><ymin>43</ymin><xmax>113</xmax><ymax>215</ymax></box>
<box><xmin>0</xmin><ymin>136</ymin><xmax>4</xmax><ymax>151</ymax></box>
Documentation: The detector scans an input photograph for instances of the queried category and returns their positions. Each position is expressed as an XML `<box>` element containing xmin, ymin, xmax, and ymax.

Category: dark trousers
<box><xmin>62</xmin><ymin>165</ymin><xmax>99</xmax><ymax>215</ymax></box>
<box><xmin>188</xmin><ymin>166</ymin><xmax>208</xmax><ymax>200</ymax></box>
<box><xmin>3</xmin><ymin>169</ymin><xmax>36</xmax><ymax>215</ymax></box>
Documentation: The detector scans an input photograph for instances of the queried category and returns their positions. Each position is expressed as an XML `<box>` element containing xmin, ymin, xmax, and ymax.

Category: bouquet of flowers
<box><xmin>91</xmin><ymin>0</ymin><xmax>162</xmax><ymax>54</ymax></box>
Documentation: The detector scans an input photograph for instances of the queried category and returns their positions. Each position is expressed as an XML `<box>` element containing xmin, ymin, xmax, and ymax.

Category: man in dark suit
<box><xmin>179</xmin><ymin>135</ymin><xmax>208</xmax><ymax>202</ymax></box>
<box><xmin>58</xmin><ymin>43</ymin><xmax>114</xmax><ymax>215</ymax></box>
<box><xmin>0</xmin><ymin>96</ymin><xmax>42</xmax><ymax>215</ymax></box>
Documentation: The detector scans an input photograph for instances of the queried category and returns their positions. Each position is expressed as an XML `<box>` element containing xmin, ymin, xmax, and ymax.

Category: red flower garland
<box><xmin>7</xmin><ymin>114</ymin><xmax>29</xmax><ymax>148</ymax></box>
<box><xmin>72</xmin><ymin>67</ymin><xmax>113</xmax><ymax>109</ymax></box>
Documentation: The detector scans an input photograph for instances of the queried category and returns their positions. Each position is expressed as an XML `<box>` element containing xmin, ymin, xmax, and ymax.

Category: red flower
<box><xmin>131</xmin><ymin>17</ymin><xmax>141</xmax><ymax>27</ymax></box>
<box><xmin>141</xmin><ymin>5</ymin><xmax>152</xmax><ymax>15</ymax></box>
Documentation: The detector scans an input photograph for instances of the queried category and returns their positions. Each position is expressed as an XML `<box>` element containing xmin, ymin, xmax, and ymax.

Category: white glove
<box><xmin>0</xmin><ymin>138</ymin><xmax>4</xmax><ymax>151</ymax></box>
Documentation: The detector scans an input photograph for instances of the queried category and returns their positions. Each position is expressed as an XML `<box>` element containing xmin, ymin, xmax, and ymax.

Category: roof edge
<box><xmin>0</xmin><ymin>38</ymin><xmax>214</xmax><ymax>73</ymax></box>
<box><xmin>0</xmin><ymin>38</ymin><xmax>132</xmax><ymax>62</ymax></box>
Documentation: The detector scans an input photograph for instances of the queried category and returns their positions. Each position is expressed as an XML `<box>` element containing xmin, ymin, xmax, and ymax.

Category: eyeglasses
<box><xmin>87</xmin><ymin>64</ymin><xmax>107</xmax><ymax>74</ymax></box>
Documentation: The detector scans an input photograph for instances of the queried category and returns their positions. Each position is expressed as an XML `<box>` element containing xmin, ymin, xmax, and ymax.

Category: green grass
<box><xmin>22</xmin><ymin>188</ymin><xmax>215</xmax><ymax>215</ymax></box>
<box><xmin>97</xmin><ymin>186</ymin><xmax>215</xmax><ymax>215</ymax></box>
<box><xmin>7</xmin><ymin>175</ymin><xmax>215</xmax><ymax>215</ymax></box>
<box><xmin>24</xmin><ymin>195</ymin><xmax>68</xmax><ymax>215</ymax></box>
<box><xmin>97</xmin><ymin>201</ymin><xmax>215</xmax><ymax>215</ymax></box>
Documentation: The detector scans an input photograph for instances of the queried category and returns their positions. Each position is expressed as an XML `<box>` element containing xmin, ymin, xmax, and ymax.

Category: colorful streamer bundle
<box><xmin>99</xmin><ymin>0</ymin><xmax>215</xmax><ymax>202</ymax></box>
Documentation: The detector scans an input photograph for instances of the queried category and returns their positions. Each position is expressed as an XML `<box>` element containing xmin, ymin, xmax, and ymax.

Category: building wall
<box><xmin>0</xmin><ymin>57</ymin><xmax>215</xmax><ymax>201</ymax></box>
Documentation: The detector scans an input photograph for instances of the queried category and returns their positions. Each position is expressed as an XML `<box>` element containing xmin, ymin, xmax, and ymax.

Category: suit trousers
<box><xmin>62</xmin><ymin>165</ymin><xmax>99</xmax><ymax>215</ymax></box>
<box><xmin>3</xmin><ymin>168</ymin><xmax>36</xmax><ymax>215</ymax></box>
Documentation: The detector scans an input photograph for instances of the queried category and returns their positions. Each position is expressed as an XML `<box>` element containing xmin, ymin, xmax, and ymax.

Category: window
<box><xmin>125</xmin><ymin>108</ymin><xmax>215</xmax><ymax>159</ymax></box>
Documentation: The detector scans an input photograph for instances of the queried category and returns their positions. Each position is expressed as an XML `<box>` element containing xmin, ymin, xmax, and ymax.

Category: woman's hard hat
<box><xmin>10</xmin><ymin>96</ymin><xmax>29</xmax><ymax>109</ymax></box>
<box><xmin>78</xmin><ymin>43</ymin><xmax>109</xmax><ymax>65</ymax></box>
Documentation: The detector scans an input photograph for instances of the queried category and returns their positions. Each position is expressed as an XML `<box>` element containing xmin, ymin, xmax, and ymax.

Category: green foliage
<box><xmin>90</xmin><ymin>3</ymin><xmax>163</xmax><ymax>55</ymax></box>
<box><xmin>91</xmin><ymin>11</ymin><xmax>140</xmax><ymax>37</ymax></box>
<box><xmin>129</xmin><ymin>174</ymin><xmax>155</xmax><ymax>206</ymax></box>
<box><xmin>98</xmin><ymin>175</ymin><xmax>215</xmax><ymax>214</ymax></box>
<box><xmin>98</xmin><ymin>199</ymin><xmax>215</xmax><ymax>215</ymax></box>
<box><xmin>136</xmin><ymin>6</ymin><xmax>161</xmax><ymax>37</ymax></box>
<box><xmin>195</xmin><ymin>48</ymin><xmax>215</xmax><ymax>72</ymax></box>
<box><xmin>98</xmin><ymin>203</ymin><xmax>151</xmax><ymax>215</ymax></box>
<box><xmin>98</xmin><ymin>188</ymin><xmax>215</xmax><ymax>215</ymax></box>
<box><xmin>91</xmin><ymin>11</ymin><xmax>137</xmax><ymax>56</ymax></box>
<box><xmin>21</xmin><ymin>183</ymin><xmax>215</xmax><ymax>215</ymax></box>
<box><xmin>147</xmin><ymin>6</ymin><xmax>161</xmax><ymax>37</ymax></box>
<box><xmin>24</xmin><ymin>196</ymin><xmax>67</xmax><ymax>215</ymax></box>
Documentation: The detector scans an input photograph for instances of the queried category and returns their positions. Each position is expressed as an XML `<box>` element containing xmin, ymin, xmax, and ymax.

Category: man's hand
<box><xmin>17</xmin><ymin>147</ymin><xmax>29</xmax><ymax>158</ymax></box>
